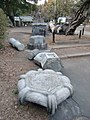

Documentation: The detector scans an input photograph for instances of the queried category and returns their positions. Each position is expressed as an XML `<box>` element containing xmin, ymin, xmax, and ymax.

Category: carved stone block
<box><xmin>27</xmin><ymin>35</ymin><xmax>47</xmax><ymax>50</ymax></box>
<box><xmin>34</xmin><ymin>52</ymin><xmax>63</xmax><ymax>72</ymax></box>
<box><xmin>18</xmin><ymin>69</ymin><xmax>74</xmax><ymax>114</ymax></box>
<box><xmin>32</xmin><ymin>23</ymin><xmax>47</xmax><ymax>36</ymax></box>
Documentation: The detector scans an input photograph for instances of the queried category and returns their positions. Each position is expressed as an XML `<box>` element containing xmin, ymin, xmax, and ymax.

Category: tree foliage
<box><xmin>48</xmin><ymin>0</ymin><xmax>90</xmax><ymax>35</ymax></box>
<box><xmin>40</xmin><ymin>0</ymin><xmax>55</xmax><ymax>21</ymax></box>
<box><xmin>66</xmin><ymin>0</ymin><xmax>90</xmax><ymax>35</ymax></box>
<box><xmin>56</xmin><ymin>0</ymin><xmax>75</xmax><ymax>17</ymax></box>
<box><xmin>40</xmin><ymin>0</ymin><xmax>75</xmax><ymax>21</ymax></box>
<box><xmin>0</xmin><ymin>8</ymin><xmax>8</xmax><ymax>48</ymax></box>
<box><xmin>0</xmin><ymin>0</ymin><xmax>37</xmax><ymax>16</ymax></box>
<box><xmin>0</xmin><ymin>8</ymin><xmax>8</xmax><ymax>39</ymax></box>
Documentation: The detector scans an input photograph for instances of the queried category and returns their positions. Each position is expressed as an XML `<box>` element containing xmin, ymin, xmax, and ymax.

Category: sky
<box><xmin>26</xmin><ymin>0</ymin><xmax>48</xmax><ymax>5</ymax></box>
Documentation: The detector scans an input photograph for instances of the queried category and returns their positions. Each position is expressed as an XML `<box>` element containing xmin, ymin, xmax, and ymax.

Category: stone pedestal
<box><xmin>32</xmin><ymin>23</ymin><xmax>47</xmax><ymax>36</ymax></box>
<box><xmin>18</xmin><ymin>69</ymin><xmax>73</xmax><ymax>115</ymax></box>
<box><xmin>27</xmin><ymin>35</ymin><xmax>47</xmax><ymax>50</ymax></box>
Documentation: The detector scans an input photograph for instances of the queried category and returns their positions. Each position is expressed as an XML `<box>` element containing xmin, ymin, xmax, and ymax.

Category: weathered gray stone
<box><xmin>26</xmin><ymin>49</ymin><xmax>51</xmax><ymax>60</ymax></box>
<box><xmin>9</xmin><ymin>38</ymin><xmax>25</xmax><ymax>51</ymax></box>
<box><xmin>26</xmin><ymin>49</ymin><xmax>40</xmax><ymax>60</ymax></box>
<box><xmin>18</xmin><ymin>69</ymin><xmax>74</xmax><ymax>115</ymax></box>
<box><xmin>43</xmin><ymin>59</ymin><xmax>62</xmax><ymax>72</ymax></box>
<box><xmin>27</xmin><ymin>35</ymin><xmax>47</xmax><ymax>50</ymax></box>
<box><xmin>32</xmin><ymin>23</ymin><xmax>47</xmax><ymax>36</ymax></box>
<box><xmin>34</xmin><ymin>52</ymin><xmax>63</xmax><ymax>72</ymax></box>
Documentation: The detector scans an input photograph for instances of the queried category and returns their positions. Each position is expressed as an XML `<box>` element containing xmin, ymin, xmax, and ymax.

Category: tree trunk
<box><xmin>66</xmin><ymin>14</ymin><xmax>87</xmax><ymax>35</ymax></box>
<box><xmin>65</xmin><ymin>0</ymin><xmax>90</xmax><ymax>35</ymax></box>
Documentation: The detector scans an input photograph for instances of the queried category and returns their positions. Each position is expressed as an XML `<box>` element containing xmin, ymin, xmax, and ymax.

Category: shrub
<box><xmin>0</xmin><ymin>8</ymin><xmax>8</xmax><ymax>48</ymax></box>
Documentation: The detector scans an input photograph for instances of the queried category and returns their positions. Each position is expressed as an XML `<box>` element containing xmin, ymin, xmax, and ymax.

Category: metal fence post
<box><xmin>52</xmin><ymin>31</ymin><xmax>55</xmax><ymax>43</ymax></box>
<box><xmin>79</xmin><ymin>30</ymin><xmax>82</xmax><ymax>39</ymax></box>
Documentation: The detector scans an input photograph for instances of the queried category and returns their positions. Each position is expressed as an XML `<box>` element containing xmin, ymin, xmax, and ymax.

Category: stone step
<box><xmin>61</xmin><ymin>52</ymin><xmax>90</xmax><ymax>59</ymax></box>
<box><xmin>49</xmin><ymin>43</ymin><xmax>90</xmax><ymax>49</ymax></box>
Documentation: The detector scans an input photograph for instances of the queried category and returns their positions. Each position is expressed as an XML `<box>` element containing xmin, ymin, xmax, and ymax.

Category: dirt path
<box><xmin>0</xmin><ymin>27</ymin><xmax>48</xmax><ymax>120</ymax></box>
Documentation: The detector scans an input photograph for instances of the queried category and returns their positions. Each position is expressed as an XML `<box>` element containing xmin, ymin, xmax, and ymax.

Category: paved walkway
<box><xmin>50</xmin><ymin>56</ymin><xmax>90</xmax><ymax>120</ymax></box>
<box><xmin>49</xmin><ymin>27</ymin><xmax>90</xmax><ymax>119</ymax></box>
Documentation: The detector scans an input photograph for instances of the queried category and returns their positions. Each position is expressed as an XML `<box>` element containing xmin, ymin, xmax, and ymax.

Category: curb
<box><xmin>49</xmin><ymin>43</ymin><xmax>90</xmax><ymax>49</ymax></box>
<box><xmin>61</xmin><ymin>52</ymin><xmax>90</xmax><ymax>59</ymax></box>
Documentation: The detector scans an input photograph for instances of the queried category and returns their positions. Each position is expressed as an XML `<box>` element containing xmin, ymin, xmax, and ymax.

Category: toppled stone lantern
<box><xmin>32</xmin><ymin>23</ymin><xmax>47</xmax><ymax>36</ymax></box>
<box><xmin>34</xmin><ymin>52</ymin><xmax>63</xmax><ymax>72</ymax></box>
<box><xmin>18</xmin><ymin>69</ymin><xmax>74</xmax><ymax>115</ymax></box>
<box><xmin>27</xmin><ymin>35</ymin><xmax>47</xmax><ymax>50</ymax></box>
<box><xmin>9</xmin><ymin>38</ymin><xmax>25</xmax><ymax>51</ymax></box>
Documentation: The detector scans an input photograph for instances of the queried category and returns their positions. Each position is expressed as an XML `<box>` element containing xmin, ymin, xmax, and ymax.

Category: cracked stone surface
<box><xmin>18</xmin><ymin>69</ymin><xmax>73</xmax><ymax>115</ymax></box>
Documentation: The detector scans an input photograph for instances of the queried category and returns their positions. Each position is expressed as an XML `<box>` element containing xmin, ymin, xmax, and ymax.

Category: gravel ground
<box><xmin>0</xmin><ymin>27</ymin><xmax>48</xmax><ymax>120</ymax></box>
<box><xmin>0</xmin><ymin>26</ymin><xmax>90</xmax><ymax>120</ymax></box>
<box><xmin>0</xmin><ymin>47</ymin><xmax>48</xmax><ymax>120</ymax></box>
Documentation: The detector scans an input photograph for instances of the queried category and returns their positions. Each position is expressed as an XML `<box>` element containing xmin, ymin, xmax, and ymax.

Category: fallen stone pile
<box><xmin>8</xmin><ymin>27</ymin><xmax>74</xmax><ymax>115</ymax></box>
<box><xmin>26</xmin><ymin>49</ymin><xmax>63</xmax><ymax>72</ymax></box>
